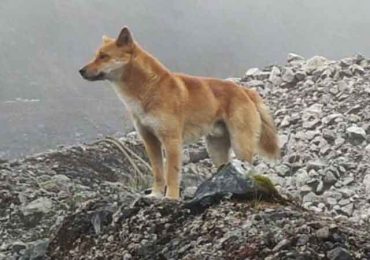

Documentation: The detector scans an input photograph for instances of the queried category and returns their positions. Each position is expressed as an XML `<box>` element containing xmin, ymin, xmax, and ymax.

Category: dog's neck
<box><xmin>109</xmin><ymin>44</ymin><xmax>170</xmax><ymax>112</ymax></box>
<box><xmin>123</xmin><ymin>44</ymin><xmax>169</xmax><ymax>84</ymax></box>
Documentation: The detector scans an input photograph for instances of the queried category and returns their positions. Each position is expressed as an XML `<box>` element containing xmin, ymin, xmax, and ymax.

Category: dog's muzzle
<box><xmin>79</xmin><ymin>67</ymin><xmax>105</xmax><ymax>81</ymax></box>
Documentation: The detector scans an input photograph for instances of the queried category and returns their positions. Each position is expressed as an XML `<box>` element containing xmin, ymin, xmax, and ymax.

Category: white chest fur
<box><xmin>111</xmin><ymin>83</ymin><xmax>144</xmax><ymax>116</ymax></box>
<box><xmin>111</xmin><ymin>83</ymin><xmax>160</xmax><ymax>130</ymax></box>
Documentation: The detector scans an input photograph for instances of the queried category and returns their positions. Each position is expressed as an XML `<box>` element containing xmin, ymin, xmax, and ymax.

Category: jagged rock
<box><xmin>282</xmin><ymin>67</ymin><xmax>295</xmax><ymax>83</ymax></box>
<box><xmin>323</xmin><ymin>171</ymin><xmax>338</xmax><ymax>186</ymax></box>
<box><xmin>346</xmin><ymin>125</ymin><xmax>366</xmax><ymax>143</ymax></box>
<box><xmin>287</xmin><ymin>53</ymin><xmax>304</xmax><ymax>63</ymax></box>
<box><xmin>316</xmin><ymin>226</ymin><xmax>330</xmax><ymax>240</ymax></box>
<box><xmin>363</xmin><ymin>174</ymin><xmax>370</xmax><ymax>193</ymax></box>
<box><xmin>246</xmin><ymin>79</ymin><xmax>265</xmax><ymax>88</ymax></box>
<box><xmin>350</xmin><ymin>64</ymin><xmax>365</xmax><ymax>75</ymax></box>
<box><xmin>337</xmin><ymin>203</ymin><xmax>354</xmax><ymax>217</ymax></box>
<box><xmin>269</xmin><ymin>66</ymin><xmax>282</xmax><ymax>85</ymax></box>
<box><xmin>11</xmin><ymin>241</ymin><xmax>27</xmax><ymax>255</ymax></box>
<box><xmin>24</xmin><ymin>239</ymin><xmax>49</xmax><ymax>260</ymax></box>
<box><xmin>275</xmin><ymin>164</ymin><xmax>290</xmax><ymax>177</ymax></box>
<box><xmin>184</xmin><ymin>162</ymin><xmax>284</xmax><ymax>212</ymax></box>
<box><xmin>245</xmin><ymin>67</ymin><xmax>261</xmax><ymax>77</ymax></box>
<box><xmin>22</xmin><ymin>197</ymin><xmax>53</xmax><ymax>216</ymax></box>
<box><xmin>327</xmin><ymin>247</ymin><xmax>353</xmax><ymax>260</ymax></box>
<box><xmin>304</xmin><ymin>56</ymin><xmax>329</xmax><ymax>73</ymax></box>
<box><xmin>307</xmin><ymin>160</ymin><xmax>327</xmax><ymax>171</ymax></box>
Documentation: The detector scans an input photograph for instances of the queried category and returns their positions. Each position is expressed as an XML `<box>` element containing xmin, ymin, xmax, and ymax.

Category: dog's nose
<box><xmin>79</xmin><ymin>67</ymin><xmax>87</xmax><ymax>76</ymax></box>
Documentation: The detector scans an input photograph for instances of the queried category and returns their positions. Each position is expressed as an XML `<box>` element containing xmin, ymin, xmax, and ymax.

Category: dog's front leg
<box><xmin>162</xmin><ymin>136</ymin><xmax>182</xmax><ymax>200</ymax></box>
<box><xmin>137</xmin><ymin>125</ymin><xmax>165</xmax><ymax>197</ymax></box>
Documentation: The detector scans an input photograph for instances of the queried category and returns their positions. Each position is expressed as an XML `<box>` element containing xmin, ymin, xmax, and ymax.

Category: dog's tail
<box><xmin>245</xmin><ymin>88</ymin><xmax>280</xmax><ymax>160</ymax></box>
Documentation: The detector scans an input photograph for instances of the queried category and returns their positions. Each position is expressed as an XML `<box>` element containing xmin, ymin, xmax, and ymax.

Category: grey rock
<box><xmin>326</xmin><ymin>197</ymin><xmax>338</xmax><ymax>206</ymax></box>
<box><xmin>338</xmin><ymin>199</ymin><xmax>351</xmax><ymax>206</ymax></box>
<box><xmin>337</xmin><ymin>203</ymin><xmax>354</xmax><ymax>217</ymax></box>
<box><xmin>323</xmin><ymin>171</ymin><xmax>338</xmax><ymax>186</ymax></box>
<box><xmin>246</xmin><ymin>79</ymin><xmax>265</xmax><ymax>88</ymax></box>
<box><xmin>296</xmin><ymin>234</ymin><xmax>309</xmax><ymax>246</ymax></box>
<box><xmin>275</xmin><ymin>164</ymin><xmax>290</xmax><ymax>177</ymax></box>
<box><xmin>340</xmin><ymin>57</ymin><xmax>353</xmax><ymax>67</ymax></box>
<box><xmin>269</xmin><ymin>66</ymin><xmax>282</xmax><ymax>85</ymax></box>
<box><xmin>123</xmin><ymin>253</ymin><xmax>133</xmax><ymax>260</ymax></box>
<box><xmin>304</xmin><ymin>103</ymin><xmax>323</xmax><ymax>115</ymax></box>
<box><xmin>305</xmin><ymin>56</ymin><xmax>329</xmax><ymax>73</ymax></box>
<box><xmin>323</xmin><ymin>113</ymin><xmax>343</xmax><ymax>125</ymax></box>
<box><xmin>278</xmin><ymin>134</ymin><xmax>289</xmax><ymax>149</ymax></box>
<box><xmin>342</xmin><ymin>177</ymin><xmax>354</xmax><ymax>186</ymax></box>
<box><xmin>363</xmin><ymin>174</ymin><xmax>370</xmax><ymax>193</ymax></box>
<box><xmin>22</xmin><ymin>197</ymin><xmax>53</xmax><ymax>216</ymax></box>
<box><xmin>327</xmin><ymin>247</ymin><xmax>353</xmax><ymax>260</ymax></box>
<box><xmin>315</xmin><ymin>181</ymin><xmax>325</xmax><ymax>195</ymax></box>
<box><xmin>182</xmin><ymin>186</ymin><xmax>197</xmax><ymax>199</ymax></box>
<box><xmin>300</xmin><ymin>185</ymin><xmax>312</xmax><ymax>196</ymax></box>
<box><xmin>11</xmin><ymin>241</ymin><xmax>27</xmax><ymax>254</ymax></box>
<box><xmin>316</xmin><ymin>227</ymin><xmax>330</xmax><ymax>239</ymax></box>
<box><xmin>339</xmin><ymin>188</ymin><xmax>354</xmax><ymax>199</ymax></box>
<box><xmin>303</xmin><ymin>117</ymin><xmax>321</xmax><ymax>129</ymax></box>
<box><xmin>272</xmin><ymin>238</ymin><xmax>290</xmax><ymax>252</ymax></box>
<box><xmin>185</xmin><ymin>162</ymin><xmax>282</xmax><ymax>211</ymax></box>
<box><xmin>335</xmin><ymin>137</ymin><xmax>346</xmax><ymax>146</ymax></box>
<box><xmin>27</xmin><ymin>239</ymin><xmax>49</xmax><ymax>260</ymax></box>
<box><xmin>303</xmin><ymin>192</ymin><xmax>317</xmax><ymax>203</ymax></box>
<box><xmin>349</xmin><ymin>64</ymin><xmax>365</xmax><ymax>74</ymax></box>
<box><xmin>346</xmin><ymin>125</ymin><xmax>366</xmax><ymax>142</ymax></box>
<box><xmin>295</xmin><ymin>70</ymin><xmax>306</xmax><ymax>81</ymax></box>
<box><xmin>287</xmin><ymin>53</ymin><xmax>304</xmax><ymax>63</ymax></box>
<box><xmin>280</xmin><ymin>116</ymin><xmax>291</xmax><ymax>127</ymax></box>
<box><xmin>307</xmin><ymin>160</ymin><xmax>327</xmax><ymax>171</ymax></box>
<box><xmin>245</xmin><ymin>67</ymin><xmax>261</xmax><ymax>77</ymax></box>
<box><xmin>282</xmin><ymin>68</ymin><xmax>295</xmax><ymax>83</ymax></box>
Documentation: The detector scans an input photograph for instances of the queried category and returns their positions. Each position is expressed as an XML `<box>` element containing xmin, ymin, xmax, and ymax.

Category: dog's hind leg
<box><xmin>206</xmin><ymin>127</ymin><xmax>231</xmax><ymax>167</ymax></box>
<box><xmin>226</xmin><ymin>99</ymin><xmax>261</xmax><ymax>164</ymax></box>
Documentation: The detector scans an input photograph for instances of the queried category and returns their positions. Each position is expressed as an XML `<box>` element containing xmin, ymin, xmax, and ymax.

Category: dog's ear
<box><xmin>102</xmin><ymin>35</ymin><xmax>114</xmax><ymax>44</ymax></box>
<box><xmin>116</xmin><ymin>27</ymin><xmax>133</xmax><ymax>47</ymax></box>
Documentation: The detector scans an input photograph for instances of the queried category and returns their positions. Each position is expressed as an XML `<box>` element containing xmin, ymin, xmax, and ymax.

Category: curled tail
<box><xmin>244</xmin><ymin>88</ymin><xmax>280</xmax><ymax>160</ymax></box>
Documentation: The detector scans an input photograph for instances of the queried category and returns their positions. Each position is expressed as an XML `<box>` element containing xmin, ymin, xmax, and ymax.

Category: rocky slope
<box><xmin>241</xmin><ymin>54</ymin><xmax>370</xmax><ymax>223</ymax></box>
<box><xmin>1</xmin><ymin>54</ymin><xmax>370</xmax><ymax>259</ymax></box>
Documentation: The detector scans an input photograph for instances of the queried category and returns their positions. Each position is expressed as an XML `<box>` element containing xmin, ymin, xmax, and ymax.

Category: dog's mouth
<box><xmin>81</xmin><ymin>72</ymin><xmax>106</xmax><ymax>81</ymax></box>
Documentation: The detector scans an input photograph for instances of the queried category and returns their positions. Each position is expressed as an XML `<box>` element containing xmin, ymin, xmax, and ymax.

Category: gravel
<box><xmin>1</xmin><ymin>54</ymin><xmax>370</xmax><ymax>259</ymax></box>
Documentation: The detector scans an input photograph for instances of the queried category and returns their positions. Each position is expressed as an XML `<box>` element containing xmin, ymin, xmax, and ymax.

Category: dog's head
<box><xmin>79</xmin><ymin>27</ymin><xmax>134</xmax><ymax>82</ymax></box>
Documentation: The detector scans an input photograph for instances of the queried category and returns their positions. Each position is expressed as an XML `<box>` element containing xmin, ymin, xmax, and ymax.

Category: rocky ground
<box><xmin>1</xmin><ymin>54</ymin><xmax>370</xmax><ymax>259</ymax></box>
<box><xmin>241</xmin><ymin>54</ymin><xmax>370</xmax><ymax>223</ymax></box>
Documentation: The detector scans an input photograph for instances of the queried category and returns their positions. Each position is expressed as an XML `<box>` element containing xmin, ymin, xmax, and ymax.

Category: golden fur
<box><xmin>80</xmin><ymin>27</ymin><xmax>280</xmax><ymax>199</ymax></box>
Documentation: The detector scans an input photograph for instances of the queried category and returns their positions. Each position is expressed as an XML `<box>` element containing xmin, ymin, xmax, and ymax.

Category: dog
<box><xmin>79</xmin><ymin>27</ymin><xmax>280</xmax><ymax>200</ymax></box>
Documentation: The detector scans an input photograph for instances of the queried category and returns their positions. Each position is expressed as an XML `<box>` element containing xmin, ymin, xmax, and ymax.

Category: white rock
<box><xmin>269</xmin><ymin>66</ymin><xmax>282</xmax><ymax>85</ymax></box>
<box><xmin>282</xmin><ymin>68</ymin><xmax>295</xmax><ymax>83</ymax></box>
<box><xmin>349</xmin><ymin>64</ymin><xmax>365</xmax><ymax>74</ymax></box>
<box><xmin>287</xmin><ymin>53</ymin><xmax>304</xmax><ymax>63</ymax></box>
<box><xmin>245</xmin><ymin>67</ymin><xmax>261</xmax><ymax>77</ymax></box>
<box><xmin>346</xmin><ymin>125</ymin><xmax>366</xmax><ymax>141</ymax></box>
<box><xmin>22</xmin><ymin>197</ymin><xmax>53</xmax><ymax>216</ymax></box>
<box><xmin>225</xmin><ymin>77</ymin><xmax>241</xmax><ymax>82</ymax></box>
<box><xmin>363</xmin><ymin>174</ymin><xmax>370</xmax><ymax>193</ymax></box>
<box><xmin>304</xmin><ymin>56</ymin><xmax>329</xmax><ymax>73</ymax></box>
<box><xmin>304</xmin><ymin>103</ymin><xmax>323</xmax><ymax>115</ymax></box>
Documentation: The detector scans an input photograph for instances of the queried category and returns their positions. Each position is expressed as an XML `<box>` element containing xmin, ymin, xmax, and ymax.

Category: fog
<box><xmin>1</xmin><ymin>0</ymin><xmax>369</xmax><ymax>159</ymax></box>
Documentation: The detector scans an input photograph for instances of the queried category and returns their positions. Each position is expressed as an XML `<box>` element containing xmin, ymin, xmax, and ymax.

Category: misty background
<box><xmin>1</xmin><ymin>0</ymin><xmax>369</xmax><ymax>159</ymax></box>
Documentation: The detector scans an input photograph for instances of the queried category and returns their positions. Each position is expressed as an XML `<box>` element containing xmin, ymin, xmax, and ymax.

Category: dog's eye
<box><xmin>98</xmin><ymin>53</ymin><xmax>109</xmax><ymax>60</ymax></box>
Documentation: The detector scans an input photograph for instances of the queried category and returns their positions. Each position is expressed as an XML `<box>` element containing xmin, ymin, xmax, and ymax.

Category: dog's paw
<box><xmin>145</xmin><ymin>191</ymin><xmax>164</xmax><ymax>199</ymax></box>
